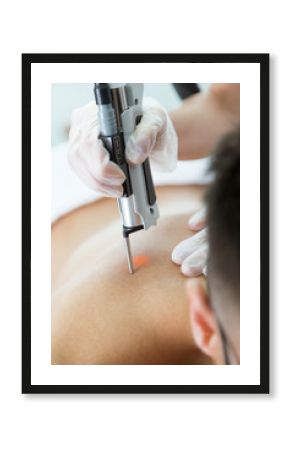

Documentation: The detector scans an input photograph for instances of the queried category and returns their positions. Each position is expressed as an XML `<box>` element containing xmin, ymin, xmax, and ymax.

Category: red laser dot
<box><xmin>133</xmin><ymin>255</ymin><xmax>150</xmax><ymax>269</ymax></box>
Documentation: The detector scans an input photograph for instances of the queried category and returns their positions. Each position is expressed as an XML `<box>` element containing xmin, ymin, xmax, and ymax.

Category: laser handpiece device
<box><xmin>94</xmin><ymin>83</ymin><xmax>159</xmax><ymax>274</ymax></box>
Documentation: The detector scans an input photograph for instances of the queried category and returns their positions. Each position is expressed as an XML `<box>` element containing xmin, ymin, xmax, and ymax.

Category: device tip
<box><xmin>124</xmin><ymin>236</ymin><xmax>134</xmax><ymax>274</ymax></box>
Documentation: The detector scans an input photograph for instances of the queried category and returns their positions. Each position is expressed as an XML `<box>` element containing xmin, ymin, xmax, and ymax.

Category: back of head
<box><xmin>206</xmin><ymin>130</ymin><xmax>240</xmax><ymax>326</ymax></box>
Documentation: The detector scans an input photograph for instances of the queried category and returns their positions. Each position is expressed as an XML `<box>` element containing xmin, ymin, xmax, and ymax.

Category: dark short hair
<box><xmin>206</xmin><ymin>130</ymin><xmax>240</xmax><ymax>299</ymax></box>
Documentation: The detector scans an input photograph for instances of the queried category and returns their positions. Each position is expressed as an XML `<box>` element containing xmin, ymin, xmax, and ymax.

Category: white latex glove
<box><xmin>68</xmin><ymin>98</ymin><xmax>178</xmax><ymax>197</ymax></box>
<box><xmin>68</xmin><ymin>101</ymin><xmax>126</xmax><ymax>197</ymax></box>
<box><xmin>171</xmin><ymin>208</ymin><xmax>208</xmax><ymax>277</ymax></box>
<box><xmin>125</xmin><ymin>97</ymin><xmax>178</xmax><ymax>171</ymax></box>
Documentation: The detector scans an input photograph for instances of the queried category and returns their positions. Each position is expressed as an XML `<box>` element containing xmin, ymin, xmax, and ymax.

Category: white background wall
<box><xmin>1</xmin><ymin>2</ymin><xmax>286</xmax><ymax>450</ymax></box>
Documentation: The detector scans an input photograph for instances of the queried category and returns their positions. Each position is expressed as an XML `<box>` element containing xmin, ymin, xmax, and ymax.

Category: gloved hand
<box><xmin>171</xmin><ymin>207</ymin><xmax>208</xmax><ymax>277</ymax></box>
<box><xmin>68</xmin><ymin>98</ymin><xmax>178</xmax><ymax>197</ymax></box>
<box><xmin>125</xmin><ymin>97</ymin><xmax>178</xmax><ymax>171</ymax></box>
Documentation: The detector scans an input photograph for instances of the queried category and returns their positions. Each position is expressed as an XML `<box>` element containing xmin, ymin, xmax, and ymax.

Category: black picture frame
<box><xmin>22</xmin><ymin>53</ymin><xmax>269</xmax><ymax>394</ymax></box>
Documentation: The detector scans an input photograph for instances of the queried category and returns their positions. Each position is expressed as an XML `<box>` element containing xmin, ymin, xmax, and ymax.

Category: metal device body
<box><xmin>94</xmin><ymin>83</ymin><xmax>159</xmax><ymax>271</ymax></box>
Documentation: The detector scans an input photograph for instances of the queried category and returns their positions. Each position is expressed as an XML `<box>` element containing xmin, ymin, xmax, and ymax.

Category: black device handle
<box><xmin>94</xmin><ymin>83</ymin><xmax>133</xmax><ymax>197</ymax></box>
<box><xmin>94</xmin><ymin>84</ymin><xmax>157</xmax><ymax>205</ymax></box>
<box><xmin>142</xmin><ymin>158</ymin><xmax>156</xmax><ymax>206</ymax></box>
<box><xmin>100</xmin><ymin>133</ymin><xmax>133</xmax><ymax>197</ymax></box>
<box><xmin>134</xmin><ymin>115</ymin><xmax>156</xmax><ymax>206</ymax></box>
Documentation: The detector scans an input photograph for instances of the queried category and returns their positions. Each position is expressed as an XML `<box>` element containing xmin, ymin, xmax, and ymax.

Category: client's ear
<box><xmin>186</xmin><ymin>279</ymin><xmax>223</xmax><ymax>364</ymax></box>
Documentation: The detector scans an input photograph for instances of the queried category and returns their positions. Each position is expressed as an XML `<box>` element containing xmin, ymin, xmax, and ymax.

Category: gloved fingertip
<box><xmin>103</xmin><ymin>189</ymin><xmax>123</xmax><ymax>198</ymax></box>
<box><xmin>99</xmin><ymin>159</ymin><xmax>126</xmax><ymax>184</ymax></box>
<box><xmin>188</xmin><ymin>209</ymin><xmax>207</xmax><ymax>231</ymax></box>
<box><xmin>188</xmin><ymin>221</ymin><xmax>202</xmax><ymax>232</ymax></box>
<box><xmin>125</xmin><ymin>145</ymin><xmax>145</xmax><ymax>165</ymax></box>
<box><xmin>181</xmin><ymin>265</ymin><xmax>193</xmax><ymax>277</ymax></box>
<box><xmin>188</xmin><ymin>217</ymin><xmax>204</xmax><ymax>231</ymax></box>
<box><xmin>99</xmin><ymin>182</ymin><xmax>123</xmax><ymax>198</ymax></box>
<box><xmin>171</xmin><ymin>249</ymin><xmax>183</xmax><ymax>265</ymax></box>
<box><xmin>107</xmin><ymin>177</ymin><xmax>125</xmax><ymax>187</ymax></box>
<box><xmin>181</xmin><ymin>262</ymin><xmax>202</xmax><ymax>278</ymax></box>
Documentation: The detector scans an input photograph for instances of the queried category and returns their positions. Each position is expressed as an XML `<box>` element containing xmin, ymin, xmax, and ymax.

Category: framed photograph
<box><xmin>22</xmin><ymin>53</ymin><xmax>269</xmax><ymax>394</ymax></box>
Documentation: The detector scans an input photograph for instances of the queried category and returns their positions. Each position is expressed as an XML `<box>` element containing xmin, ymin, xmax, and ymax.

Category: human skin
<box><xmin>170</xmin><ymin>83</ymin><xmax>240</xmax><ymax>160</ymax></box>
<box><xmin>51</xmin><ymin>186</ymin><xmax>212</xmax><ymax>365</ymax></box>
